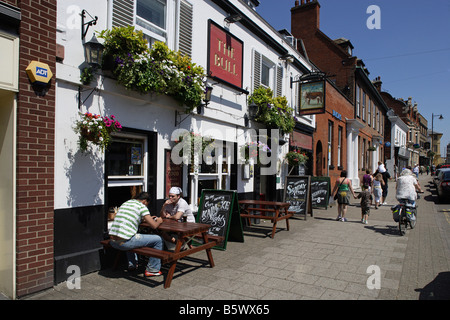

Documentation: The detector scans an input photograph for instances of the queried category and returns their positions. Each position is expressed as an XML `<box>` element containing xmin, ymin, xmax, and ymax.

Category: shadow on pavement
<box><xmin>415</xmin><ymin>272</ymin><xmax>450</xmax><ymax>300</ymax></box>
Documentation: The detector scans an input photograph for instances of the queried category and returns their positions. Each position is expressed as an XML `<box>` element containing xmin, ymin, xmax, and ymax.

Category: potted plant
<box><xmin>74</xmin><ymin>112</ymin><xmax>122</xmax><ymax>152</ymax></box>
<box><xmin>247</xmin><ymin>87</ymin><xmax>296</xmax><ymax>135</ymax></box>
<box><xmin>367</xmin><ymin>146</ymin><xmax>377</xmax><ymax>152</ymax></box>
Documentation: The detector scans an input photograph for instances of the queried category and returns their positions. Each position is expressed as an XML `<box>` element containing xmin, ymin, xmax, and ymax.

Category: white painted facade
<box><xmin>54</xmin><ymin>0</ymin><xmax>316</xmax><ymax>213</ymax></box>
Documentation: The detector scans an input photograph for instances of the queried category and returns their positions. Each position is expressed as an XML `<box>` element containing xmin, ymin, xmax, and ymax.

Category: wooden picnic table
<box><xmin>101</xmin><ymin>219</ymin><xmax>220</xmax><ymax>288</ymax></box>
<box><xmin>239</xmin><ymin>200</ymin><xmax>293</xmax><ymax>239</ymax></box>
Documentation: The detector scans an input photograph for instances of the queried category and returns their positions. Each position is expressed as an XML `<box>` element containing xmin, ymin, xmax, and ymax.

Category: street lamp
<box><xmin>431</xmin><ymin>113</ymin><xmax>444</xmax><ymax>166</ymax></box>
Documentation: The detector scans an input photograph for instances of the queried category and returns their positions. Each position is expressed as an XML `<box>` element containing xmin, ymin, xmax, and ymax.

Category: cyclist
<box><xmin>395</xmin><ymin>168</ymin><xmax>423</xmax><ymax>207</ymax></box>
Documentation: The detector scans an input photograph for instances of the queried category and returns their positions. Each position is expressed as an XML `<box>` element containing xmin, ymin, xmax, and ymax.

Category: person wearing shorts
<box><xmin>332</xmin><ymin>170</ymin><xmax>356</xmax><ymax>222</ymax></box>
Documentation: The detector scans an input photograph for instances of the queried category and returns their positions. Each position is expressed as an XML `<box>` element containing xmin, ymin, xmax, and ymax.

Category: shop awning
<box><xmin>290</xmin><ymin>131</ymin><xmax>313</xmax><ymax>151</ymax></box>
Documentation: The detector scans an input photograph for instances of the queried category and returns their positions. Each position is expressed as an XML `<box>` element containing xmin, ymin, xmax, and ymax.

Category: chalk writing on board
<box><xmin>311</xmin><ymin>181</ymin><xmax>328</xmax><ymax>205</ymax></box>
<box><xmin>285</xmin><ymin>178</ymin><xmax>308</xmax><ymax>214</ymax></box>
<box><xmin>199</xmin><ymin>194</ymin><xmax>230</xmax><ymax>235</ymax></box>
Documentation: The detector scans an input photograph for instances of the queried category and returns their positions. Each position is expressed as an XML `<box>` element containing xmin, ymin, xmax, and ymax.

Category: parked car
<box><xmin>433</xmin><ymin>168</ymin><xmax>445</xmax><ymax>187</ymax></box>
<box><xmin>436</xmin><ymin>169</ymin><xmax>450</xmax><ymax>202</ymax></box>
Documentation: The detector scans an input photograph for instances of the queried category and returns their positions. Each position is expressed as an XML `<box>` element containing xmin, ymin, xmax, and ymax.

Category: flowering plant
<box><xmin>98</xmin><ymin>27</ymin><xmax>206</xmax><ymax>112</ymax></box>
<box><xmin>285</xmin><ymin>150</ymin><xmax>308</xmax><ymax>166</ymax></box>
<box><xmin>240</xmin><ymin>141</ymin><xmax>271</xmax><ymax>165</ymax></box>
<box><xmin>173</xmin><ymin>131</ymin><xmax>215</xmax><ymax>164</ymax></box>
<box><xmin>248</xmin><ymin>87</ymin><xmax>297</xmax><ymax>135</ymax></box>
<box><xmin>74</xmin><ymin>112</ymin><xmax>122</xmax><ymax>152</ymax></box>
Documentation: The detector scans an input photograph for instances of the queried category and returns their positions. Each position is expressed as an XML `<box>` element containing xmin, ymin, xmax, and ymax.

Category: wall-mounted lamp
<box><xmin>83</xmin><ymin>34</ymin><xmax>104</xmax><ymax>69</ymax></box>
<box><xmin>248</xmin><ymin>101</ymin><xmax>259</xmax><ymax>120</ymax></box>
<box><xmin>224</xmin><ymin>13</ymin><xmax>242</xmax><ymax>24</ymax></box>
<box><xmin>244</xmin><ymin>113</ymin><xmax>249</xmax><ymax>127</ymax></box>
<box><xmin>197</xmin><ymin>85</ymin><xmax>213</xmax><ymax>114</ymax></box>
<box><xmin>79</xmin><ymin>22</ymin><xmax>104</xmax><ymax>109</ymax></box>
<box><xmin>81</xmin><ymin>9</ymin><xmax>98</xmax><ymax>40</ymax></box>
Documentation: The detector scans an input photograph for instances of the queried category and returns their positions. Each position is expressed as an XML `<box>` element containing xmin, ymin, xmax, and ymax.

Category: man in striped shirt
<box><xmin>109</xmin><ymin>192</ymin><xmax>164</xmax><ymax>277</ymax></box>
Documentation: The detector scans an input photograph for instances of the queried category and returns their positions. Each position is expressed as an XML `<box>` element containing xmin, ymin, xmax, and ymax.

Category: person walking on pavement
<box><xmin>372</xmin><ymin>173</ymin><xmax>384</xmax><ymax>209</ymax></box>
<box><xmin>332</xmin><ymin>170</ymin><xmax>356</xmax><ymax>222</ymax></box>
<box><xmin>357</xmin><ymin>185</ymin><xmax>372</xmax><ymax>224</ymax></box>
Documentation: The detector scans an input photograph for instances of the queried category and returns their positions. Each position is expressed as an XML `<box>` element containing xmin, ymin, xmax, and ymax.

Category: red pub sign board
<box><xmin>208</xmin><ymin>20</ymin><xmax>244</xmax><ymax>89</ymax></box>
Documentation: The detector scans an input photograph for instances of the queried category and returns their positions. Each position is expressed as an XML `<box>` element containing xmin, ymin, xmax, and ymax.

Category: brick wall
<box><xmin>10</xmin><ymin>0</ymin><xmax>57</xmax><ymax>297</ymax></box>
<box><xmin>314</xmin><ymin>81</ymin><xmax>354</xmax><ymax>186</ymax></box>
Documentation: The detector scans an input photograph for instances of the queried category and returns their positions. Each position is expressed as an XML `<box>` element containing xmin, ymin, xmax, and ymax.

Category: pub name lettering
<box><xmin>215</xmin><ymin>39</ymin><xmax>238</xmax><ymax>76</ymax></box>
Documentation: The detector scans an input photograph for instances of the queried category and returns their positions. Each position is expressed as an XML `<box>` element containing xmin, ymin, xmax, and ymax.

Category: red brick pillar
<box><xmin>13</xmin><ymin>0</ymin><xmax>57</xmax><ymax>297</ymax></box>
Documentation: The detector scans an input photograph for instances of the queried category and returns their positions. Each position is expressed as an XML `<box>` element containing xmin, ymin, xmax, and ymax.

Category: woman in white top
<box><xmin>396</xmin><ymin>169</ymin><xmax>423</xmax><ymax>205</ymax></box>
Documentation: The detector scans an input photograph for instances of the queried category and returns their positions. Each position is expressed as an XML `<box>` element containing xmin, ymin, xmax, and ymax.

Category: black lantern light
<box><xmin>248</xmin><ymin>101</ymin><xmax>259</xmax><ymax>120</ymax></box>
<box><xmin>83</xmin><ymin>34</ymin><xmax>104</xmax><ymax>69</ymax></box>
<box><xmin>197</xmin><ymin>85</ymin><xmax>213</xmax><ymax>114</ymax></box>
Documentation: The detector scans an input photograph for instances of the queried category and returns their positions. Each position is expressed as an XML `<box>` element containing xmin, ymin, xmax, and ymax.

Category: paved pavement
<box><xmin>20</xmin><ymin>174</ymin><xmax>450</xmax><ymax>301</ymax></box>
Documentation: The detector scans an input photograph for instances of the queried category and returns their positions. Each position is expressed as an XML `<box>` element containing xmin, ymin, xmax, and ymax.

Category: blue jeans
<box><xmin>110</xmin><ymin>233</ymin><xmax>163</xmax><ymax>272</ymax></box>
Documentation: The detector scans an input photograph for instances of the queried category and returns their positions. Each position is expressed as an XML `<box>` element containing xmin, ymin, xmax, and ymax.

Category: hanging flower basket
<box><xmin>367</xmin><ymin>146</ymin><xmax>377</xmax><ymax>152</ymax></box>
<box><xmin>240</xmin><ymin>141</ymin><xmax>271</xmax><ymax>165</ymax></box>
<box><xmin>247</xmin><ymin>87</ymin><xmax>296</xmax><ymax>135</ymax></box>
<box><xmin>285</xmin><ymin>151</ymin><xmax>308</xmax><ymax>167</ymax></box>
<box><xmin>74</xmin><ymin>112</ymin><xmax>122</xmax><ymax>152</ymax></box>
<box><xmin>173</xmin><ymin>131</ymin><xmax>215</xmax><ymax>165</ymax></box>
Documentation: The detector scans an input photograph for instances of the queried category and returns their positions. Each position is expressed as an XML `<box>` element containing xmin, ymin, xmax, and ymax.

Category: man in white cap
<box><xmin>160</xmin><ymin>187</ymin><xmax>195</xmax><ymax>223</ymax></box>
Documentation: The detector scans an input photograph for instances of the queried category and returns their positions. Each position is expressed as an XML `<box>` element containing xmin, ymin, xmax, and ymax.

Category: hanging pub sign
<box><xmin>207</xmin><ymin>19</ymin><xmax>244</xmax><ymax>90</ymax></box>
<box><xmin>299</xmin><ymin>80</ymin><xmax>326</xmax><ymax>115</ymax></box>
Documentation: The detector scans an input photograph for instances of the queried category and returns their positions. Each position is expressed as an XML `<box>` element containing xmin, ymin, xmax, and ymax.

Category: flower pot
<box><xmin>81</xmin><ymin>129</ymin><xmax>99</xmax><ymax>143</ymax></box>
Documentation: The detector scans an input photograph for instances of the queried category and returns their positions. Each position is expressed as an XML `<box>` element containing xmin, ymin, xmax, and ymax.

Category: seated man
<box><xmin>160</xmin><ymin>187</ymin><xmax>195</xmax><ymax>222</ymax></box>
<box><xmin>160</xmin><ymin>187</ymin><xmax>195</xmax><ymax>250</ymax></box>
<box><xmin>109</xmin><ymin>192</ymin><xmax>164</xmax><ymax>277</ymax></box>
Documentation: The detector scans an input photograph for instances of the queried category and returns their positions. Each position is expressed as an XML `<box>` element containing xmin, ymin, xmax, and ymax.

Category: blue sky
<box><xmin>256</xmin><ymin>0</ymin><xmax>450</xmax><ymax>157</ymax></box>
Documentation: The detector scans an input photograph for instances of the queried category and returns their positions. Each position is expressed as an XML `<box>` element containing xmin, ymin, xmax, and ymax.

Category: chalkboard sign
<box><xmin>311</xmin><ymin>176</ymin><xmax>331</xmax><ymax>209</ymax></box>
<box><xmin>197</xmin><ymin>190</ymin><xmax>244</xmax><ymax>250</ymax></box>
<box><xmin>283</xmin><ymin>175</ymin><xmax>312</xmax><ymax>219</ymax></box>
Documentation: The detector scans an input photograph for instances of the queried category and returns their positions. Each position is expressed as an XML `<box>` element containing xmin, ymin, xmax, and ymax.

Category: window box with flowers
<box><xmin>98</xmin><ymin>26</ymin><xmax>207</xmax><ymax>113</ymax></box>
<box><xmin>247</xmin><ymin>87</ymin><xmax>296</xmax><ymax>135</ymax></box>
<box><xmin>74</xmin><ymin>112</ymin><xmax>122</xmax><ymax>152</ymax></box>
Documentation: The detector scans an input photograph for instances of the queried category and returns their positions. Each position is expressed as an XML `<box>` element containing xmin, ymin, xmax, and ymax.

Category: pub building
<box><xmin>46</xmin><ymin>0</ymin><xmax>318</xmax><ymax>289</ymax></box>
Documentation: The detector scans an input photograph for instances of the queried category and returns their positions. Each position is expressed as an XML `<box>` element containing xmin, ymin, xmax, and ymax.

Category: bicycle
<box><xmin>391</xmin><ymin>192</ymin><xmax>421</xmax><ymax>236</ymax></box>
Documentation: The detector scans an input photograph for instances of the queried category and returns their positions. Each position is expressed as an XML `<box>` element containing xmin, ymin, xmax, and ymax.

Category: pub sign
<box><xmin>208</xmin><ymin>20</ymin><xmax>244</xmax><ymax>90</ymax></box>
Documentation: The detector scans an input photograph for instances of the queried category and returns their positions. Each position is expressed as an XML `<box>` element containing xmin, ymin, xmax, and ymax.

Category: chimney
<box><xmin>291</xmin><ymin>0</ymin><xmax>321</xmax><ymax>37</ymax></box>
<box><xmin>372</xmin><ymin>76</ymin><xmax>382</xmax><ymax>92</ymax></box>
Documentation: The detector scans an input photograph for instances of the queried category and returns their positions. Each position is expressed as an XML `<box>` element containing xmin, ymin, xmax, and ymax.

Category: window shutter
<box><xmin>276</xmin><ymin>65</ymin><xmax>283</xmax><ymax>97</ymax></box>
<box><xmin>179</xmin><ymin>0</ymin><xmax>193</xmax><ymax>57</ymax></box>
<box><xmin>253</xmin><ymin>50</ymin><xmax>261</xmax><ymax>91</ymax></box>
<box><xmin>112</xmin><ymin>0</ymin><xmax>134</xmax><ymax>28</ymax></box>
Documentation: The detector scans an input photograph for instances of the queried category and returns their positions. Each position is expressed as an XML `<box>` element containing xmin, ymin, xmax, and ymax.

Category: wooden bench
<box><xmin>239</xmin><ymin>200</ymin><xmax>293</xmax><ymax>239</ymax></box>
<box><xmin>100</xmin><ymin>221</ymin><xmax>219</xmax><ymax>288</ymax></box>
<box><xmin>100</xmin><ymin>239</ymin><xmax>173</xmax><ymax>267</ymax></box>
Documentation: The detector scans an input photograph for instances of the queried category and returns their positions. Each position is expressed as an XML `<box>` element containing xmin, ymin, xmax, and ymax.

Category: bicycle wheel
<box><xmin>409</xmin><ymin>213</ymin><xmax>416</xmax><ymax>229</ymax></box>
<box><xmin>398</xmin><ymin>209</ymin><xmax>406</xmax><ymax>236</ymax></box>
